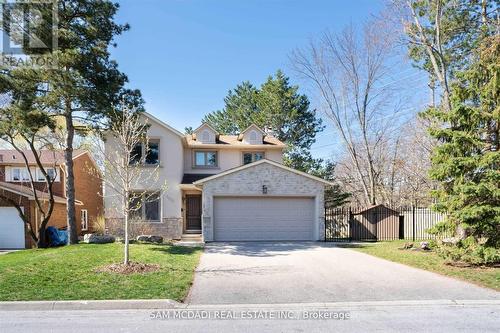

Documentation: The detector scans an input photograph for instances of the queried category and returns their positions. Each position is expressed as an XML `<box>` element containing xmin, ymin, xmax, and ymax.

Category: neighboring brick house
<box><xmin>104</xmin><ymin>112</ymin><xmax>332</xmax><ymax>243</ymax></box>
<box><xmin>0</xmin><ymin>150</ymin><xmax>103</xmax><ymax>249</ymax></box>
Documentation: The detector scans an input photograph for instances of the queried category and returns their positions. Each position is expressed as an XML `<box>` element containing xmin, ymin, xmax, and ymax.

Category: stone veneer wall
<box><xmin>105</xmin><ymin>218</ymin><xmax>182</xmax><ymax>240</ymax></box>
<box><xmin>200</xmin><ymin>162</ymin><xmax>325</xmax><ymax>241</ymax></box>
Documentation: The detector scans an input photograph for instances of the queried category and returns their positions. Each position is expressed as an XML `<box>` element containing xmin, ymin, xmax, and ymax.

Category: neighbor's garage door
<box><xmin>0</xmin><ymin>207</ymin><xmax>25</xmax><ymax>249</ymax></box>
<box><xmin>213</xmin><ymin>197</ymin><xmax>315</xmax><ymax>241</ymax></box>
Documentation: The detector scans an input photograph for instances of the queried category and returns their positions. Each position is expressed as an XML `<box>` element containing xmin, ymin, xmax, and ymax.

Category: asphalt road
<box><xmin>187</xmin><ymin>242</ymin><xmax>499</xmax><ymax>304</ymax></box>
<box><xmin>1</xmin><ymin>301</ymin><xmax>499</xmax><ymax>333</ymax></box>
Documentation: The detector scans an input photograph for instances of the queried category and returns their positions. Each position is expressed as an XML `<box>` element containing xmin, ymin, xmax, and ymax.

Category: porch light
<box><xmin>262</xmin><ymin>185</ymin><xmax>268</xmax><ymax>194</ymax></box>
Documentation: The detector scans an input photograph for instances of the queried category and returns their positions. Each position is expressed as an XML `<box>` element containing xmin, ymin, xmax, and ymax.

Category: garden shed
<box><xmin>350</xmin><ymin>204</ymin><xmax>400</xmax><ymax>241</ymax></box>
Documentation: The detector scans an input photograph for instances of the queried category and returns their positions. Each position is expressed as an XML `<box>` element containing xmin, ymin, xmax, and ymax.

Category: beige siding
<box><xmin>104</xmin><ymin>116</ymin><xmax>184</xmax><ymax>221</ymax></box>
<box><xmin>184</xmin><ymin>148</ymin><xmax>283</xmax><ymax>174</ymax></box>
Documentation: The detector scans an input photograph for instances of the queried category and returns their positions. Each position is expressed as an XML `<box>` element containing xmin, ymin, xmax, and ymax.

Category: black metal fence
<box><xmin>325</xmin><ymin>206</ymin><xmax>449</xmax><ymax>242</ymax></box>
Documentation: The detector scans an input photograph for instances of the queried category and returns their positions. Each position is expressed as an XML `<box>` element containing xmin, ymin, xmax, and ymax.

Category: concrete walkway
<box><xmin>187</xmin><ymin>242</ymin><xmax>499</xmax><ymax>304</ymax></box>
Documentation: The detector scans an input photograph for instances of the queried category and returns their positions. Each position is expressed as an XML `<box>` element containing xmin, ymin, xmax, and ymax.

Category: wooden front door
<box><xmin>186</xmin><ymin>195</ymin><xmax>202</xmax><ymax>231</ymax></box>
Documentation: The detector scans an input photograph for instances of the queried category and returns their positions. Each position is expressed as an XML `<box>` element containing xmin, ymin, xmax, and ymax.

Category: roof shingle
<box><xmin>0</xmin><ymin>150</ymin><xmax>86</xmax><ymax>165</ymax></box>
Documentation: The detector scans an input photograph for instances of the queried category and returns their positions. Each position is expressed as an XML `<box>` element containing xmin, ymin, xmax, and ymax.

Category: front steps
<box><xmin>174</xmin><ymin>233</ymin><xmax>204</xmax><ymax>247</ymax></box>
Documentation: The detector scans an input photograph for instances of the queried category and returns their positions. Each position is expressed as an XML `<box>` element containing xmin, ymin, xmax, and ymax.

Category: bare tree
<box><xmin>392</xmin><ymin>0</ymin><xmax>499</xmax><ymax>111</ymax></box>
<box><xmin>291</xmin><ymin>20</ymin><xmax>406</xmax><ymax>205</ymax></box>
<box><xmin>394</xmin><ymin>118</ymin><xmax>437</xmax><ymax>206</ymax></box>
<box><xmin>396</xmin><ymin>0</ymin><xmax>452</xmax><ymax>111</ymax></box>
<box><xmin>92</xmin><ymin>106</ymin><xmax>165</xmax><ymax>265</ymax></box>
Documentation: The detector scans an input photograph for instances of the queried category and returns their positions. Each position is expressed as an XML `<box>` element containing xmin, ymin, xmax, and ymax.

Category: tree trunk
<box><xmin>123</xmin><ymin>195</ymin><xmax>129</xmax><ymax>265</ymax></box>
<box><xmin>64</xmin><ymin>110</ymin><xmax>78</xmax><ymax>244</ymax></box>
<box><xmin>37</xmin><ymin>226</ymin><xmax>48</xmax><ymax>248</ymax></box>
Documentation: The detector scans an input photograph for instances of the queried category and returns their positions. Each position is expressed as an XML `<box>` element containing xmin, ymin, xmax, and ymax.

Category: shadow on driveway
<box><xmin>204</xmin><ymin>241</ymin><xmax>335</xmax><ymax>257</ymax></box>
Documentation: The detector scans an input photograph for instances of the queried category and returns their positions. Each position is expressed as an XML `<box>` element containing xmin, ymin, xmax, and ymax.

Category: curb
<box><xmin>184</xmin><ymin>299</ymin><xmax>500</xmax><ymax>309</ymax></box>
<box><xmin>0</xmin><ymin>299</ymin><xmax>180</xmax><ymax>311</ymax></box>
<box><xmin>0</xmin><ymin>299</ymin><xmax>498</xmax><ymax>311</ymax></box>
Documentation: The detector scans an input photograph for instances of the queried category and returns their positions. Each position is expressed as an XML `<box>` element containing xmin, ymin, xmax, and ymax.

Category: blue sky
<box><xmin>112</xmin><ymin>0</ymin><xmax>425</xmax><ymax>159</ymax></box>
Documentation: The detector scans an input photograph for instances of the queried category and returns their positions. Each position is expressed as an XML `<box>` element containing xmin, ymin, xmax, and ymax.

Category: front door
<box><xmin>186</xmin><ymin>195</ymin><xmax>202</xmax><ymax>232</ymax></box>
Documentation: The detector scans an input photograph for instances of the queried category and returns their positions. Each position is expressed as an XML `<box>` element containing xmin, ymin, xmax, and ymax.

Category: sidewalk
<box><xmin>1</xmin><ymin>298</ymin><xmax>499</xmax><ymax>311</ymax></box>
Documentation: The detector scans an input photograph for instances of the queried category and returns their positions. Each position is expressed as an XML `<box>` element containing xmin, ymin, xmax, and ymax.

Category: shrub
<box><xmin>92</xmin><ymin>215</ymin><xmax>106</xmax><ymax>235</ymax></box>
<box><xmin>437</xmin><ymin>236</ymin><xmax>500</xmax><ymax>265</ymax></box>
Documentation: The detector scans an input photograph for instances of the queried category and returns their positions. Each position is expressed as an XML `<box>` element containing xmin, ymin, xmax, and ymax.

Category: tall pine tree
<box><xmin>425</xmin><ymin>35</ymin><xmax>499</xmax><ymax>262</ymax></box>
<box><xmin>7</xmin><ymin>0</ymin><xmax>143</xmax><ymax>243</ymax></box>
<box><xmin>203</xmin><ymin>70</ymin><xmax>324</xmax><ymax>173</ymax></box>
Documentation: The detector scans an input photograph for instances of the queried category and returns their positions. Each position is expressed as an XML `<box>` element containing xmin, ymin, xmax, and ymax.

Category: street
<box><xmin>1</xmin><ymin>300</ymin><xmax>499</xmax><ymax>333</ymax></box>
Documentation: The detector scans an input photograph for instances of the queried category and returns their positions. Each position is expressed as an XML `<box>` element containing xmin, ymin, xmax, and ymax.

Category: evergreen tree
<box><xmin>3</xmin><ymin>0</ymin><xmax>143</xmax><ymax>244</ymax></box>
<box><xmin>203</xmin><ymin>70</ymin><xmax>324</xmax><ymax>173</ymax></box>
<box><xmin>425</xmin><ymin>35</ymin><xmax>499</xmax><ymax>262</ymax></box>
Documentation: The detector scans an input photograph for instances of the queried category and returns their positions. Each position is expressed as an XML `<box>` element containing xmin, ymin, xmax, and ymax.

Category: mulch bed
<box><xmin>95</xmin><ymin>262</ymin><xmax>161</xmax><ymax>275</ymax></box>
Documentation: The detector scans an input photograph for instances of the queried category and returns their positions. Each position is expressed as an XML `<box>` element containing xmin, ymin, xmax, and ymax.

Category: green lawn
<box><xmin>347</xmin><ymin>240</ymin><xmax>499</xmax><ymax>291</ymax></box>
<box><xmin>0</xmin><ymin>243</ymin><xmax>202</xmax><ymax>301</ymax></box>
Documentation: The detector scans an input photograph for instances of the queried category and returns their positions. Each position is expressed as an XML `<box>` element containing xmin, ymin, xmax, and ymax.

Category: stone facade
<box><xmin>199</xmin><ymin>162</ymin><xmax>326</xmax><ymax>241</ymax></box>
<box><xmin>105</xmin><ymin>217</ymin><xmax>182</xmax><ymax>240</ymax></box>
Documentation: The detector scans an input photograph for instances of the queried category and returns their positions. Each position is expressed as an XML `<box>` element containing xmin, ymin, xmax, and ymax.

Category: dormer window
<box><xmin>194</xmin><ymin>123</ymin><xmax>218</xmax><ymax>144</ymax></box>
<box><xmin>249</xmin><ymin>130</ymin><xmax>257</xmax><ymax>143</ymax></box>
<box><xmin>201</xmin><ymin>130</ymin><xmax>210</xmax><ymax>142</ymax></box>
<box><xmin>238</xmin><ymin>124</ymin><xmax>265</xmax><ymax>145</ymax></box>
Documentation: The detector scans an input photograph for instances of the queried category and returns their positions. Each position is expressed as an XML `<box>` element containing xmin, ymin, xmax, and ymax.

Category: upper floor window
<box><xmin>11</xmin><ymin>167</ymin><xmax>59</xmax><ymax>182</ymax></box>
<box><xmin>201</xmin><ymin>130</ymin><xmax>210</xmax><ymax>142</ymax></box>
<box><xmin>243</xmin><ymin>152</ymin><xmax>264</xmax><ymax>165</ymax></box>
<box><xmin>11</xmin><ymin>167</ymin><xmax>30</xmax><ymax>181</ymax></box>
<box><xmin>194</xmin><ymin>151</ymin><xmax>218</xmax><ymax>168</ymax></box>
<box><xmin>36</xmin><ymin>168</ymin><xmax>58</xmax><ymax>182</ymax></box>
<box><xmin>130</xmin><ymin>140</ymin><xmax>160</xmax><ymax>166</ymax></box>
<box><xmin>249</xmin><ymin>130</ymin><xmax>257</xmax><ymax>142</ymax></box>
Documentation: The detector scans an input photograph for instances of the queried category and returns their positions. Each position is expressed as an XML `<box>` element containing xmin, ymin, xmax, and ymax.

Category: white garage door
<box><xmin>0</xmin><ymin>207</ymin><xmax>25</xmax><ymax>249</ymax></box>
<box><xmin>214</xmin><ymin>197</ymin><xmax>315</xmax><ymax>241</ymax></box>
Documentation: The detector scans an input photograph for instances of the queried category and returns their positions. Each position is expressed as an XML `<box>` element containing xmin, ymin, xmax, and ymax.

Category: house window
<box><xmin>146</xmin><ymin>140</ymin><xmax>159</xmax><ymax>165</ymax></box>
<box><xmin>81</xmin><ymin>209</ymin><xmax>88</xmax><ymax>231</ymax></box>
<box><xmin>130</xmin><ymin>143</ymin><xmax>143</xmax><ymax>164</ymax></box>
<box><xmin>243</xmin><ymin>152</ymin><xmax>264</xmax><ymax>165</ymax></box>
<box><xmin>249</xmin><ymin>130</ymin><xmax>257</xmax><ymax>142</ymax></box>
<box><xmin>201</xmin><ymin>130</ymin><xmax>210</xmax><ymax>142</ymax></box>
<box><xmin>194</xmin><ymin>151</ymin><xmax>218</xmax><ymax>168</ymax></box>
<box><xmin>36</xmin><ymin>168</ymin><xmax>58</xmax><ymax>182</ymax></box>
<box><xmin>129</xmin><ymin>192</ymin><xmax>161</xmax><ymax>222</ymax></box>
<box><xmin>11</xmin><ymin>168</ymin><xmax>30</xmax><ymax>182</ymax></box>
<box><xmin>130</xmin><ymin>140</ymin><xmax>160</xmax><ymax>165</ymax></box>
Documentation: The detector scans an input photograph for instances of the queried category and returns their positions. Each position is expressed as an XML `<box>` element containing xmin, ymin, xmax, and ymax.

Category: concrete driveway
<box><xmin>187</xmin><ymin>242</ymin><xmax>499</xmax><ymax>304</ymax></box>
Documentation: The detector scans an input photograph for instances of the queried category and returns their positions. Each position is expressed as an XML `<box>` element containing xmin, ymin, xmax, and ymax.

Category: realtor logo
<box><xmin>0</xmin><ymin>0</ymin><xmax>58</xmax><ymax>67</ymax></box>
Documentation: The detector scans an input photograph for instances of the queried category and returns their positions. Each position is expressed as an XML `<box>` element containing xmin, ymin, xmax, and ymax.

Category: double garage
<box><xmin>213</xmin><ymin>196</ymin><xmax>315</xmax><ymax>241</ymax></box>
<box><xmin>193</xmin><ymin>160</ymin><xmax>330</xmax><ymax>242</ymax></box>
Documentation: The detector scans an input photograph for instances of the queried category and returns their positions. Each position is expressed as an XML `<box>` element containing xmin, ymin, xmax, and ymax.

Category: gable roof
<box><xmin>142</xmin><ymin>111</ymin><xmax>185</xmax><ymax>138</ymax></box>
<box><xmin>0</xmin><ymin>149</ymin><xmax>86</xmax><ymax>165</ymax></box>
<box><xmin>193</xmin><ymin>122</ymin><xmax>219</xmax><ymax>135</ymax></box>
<box><xmin>0</xmin><ymin>181</ymin><xmax>82</xmax><ymax>205</ymax></box>
<box><xmin>185</xmin><ymin>134</ymin><xmax>285</xmax><ymax>148</ymax></box>
<box><xmin>193</xmin><ymin>159</ymin><xmax>334</xmax><ymax>186</ymax></box>
<box><xmin>237</xmin><ymin>124</ymin><xmax>266</xmax><ymax>141</ymax></box>
<box><xmin>355</xmin><ymin>204</ymin><xmax>399</xmax><ymax>215</ymax></box>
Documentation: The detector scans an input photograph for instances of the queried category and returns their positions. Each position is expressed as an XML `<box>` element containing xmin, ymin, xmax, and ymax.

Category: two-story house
<box><xmin>104</xmin><ymin>112</ymin><xmax>332</xmax><ymax>242</ymax></box>
<box><xmin>0</xmin><ymin>150</ymin><xmax>103</xmax><ymax>248</ymax></box>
